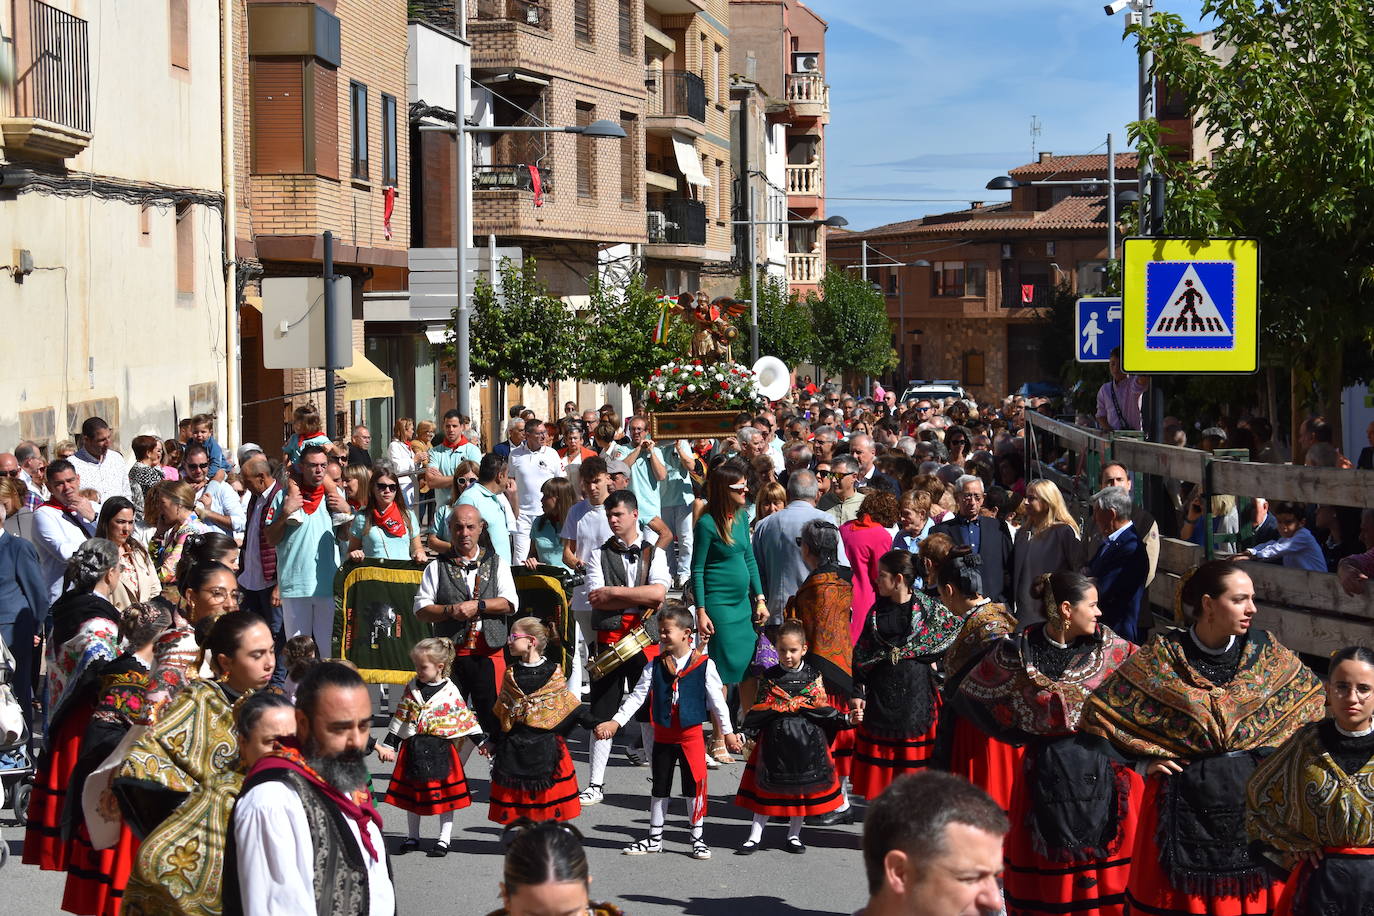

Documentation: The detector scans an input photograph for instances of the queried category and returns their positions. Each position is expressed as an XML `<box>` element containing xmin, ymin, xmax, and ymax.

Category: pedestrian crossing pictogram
<box><xmin>1144</xmin><ymin>260</ymin><xmax>1236</xmax><ymax>350</ymax></box>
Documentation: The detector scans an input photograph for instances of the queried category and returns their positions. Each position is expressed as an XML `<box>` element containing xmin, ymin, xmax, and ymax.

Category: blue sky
<box><xmin>805</xmin><ymin>0</ymin><xmax>1213</xmax><ymax>231</ymax></box>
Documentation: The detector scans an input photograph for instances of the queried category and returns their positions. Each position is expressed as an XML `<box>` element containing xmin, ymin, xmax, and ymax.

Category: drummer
<box><xmin>577</xmin><ymin>489</ymin><xmax>670</xmax><ymax>807</ymax></box>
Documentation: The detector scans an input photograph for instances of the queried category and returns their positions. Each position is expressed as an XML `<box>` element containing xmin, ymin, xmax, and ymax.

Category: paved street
<box><xmin>0</xmin><ymin>689</ymin><xmax>870</xmax><ymax>915</ymax></box>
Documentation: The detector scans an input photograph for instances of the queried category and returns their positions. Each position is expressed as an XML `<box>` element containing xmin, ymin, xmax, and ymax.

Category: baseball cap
<box><xmin>236</xmin><ymin>443</ymin><xmax>263</xmax><ymax>466</ymax></box>
<box><xmin>604</xmin><ymin>458</ymin><xmax>631</xmax><ymax>477</ymax></box>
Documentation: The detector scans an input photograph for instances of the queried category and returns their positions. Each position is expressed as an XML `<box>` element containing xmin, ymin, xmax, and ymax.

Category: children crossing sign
<box><xmin>1121</xmin><ymin>237</ymin><xmax>1259</xmax><ymax>374</ymax></box>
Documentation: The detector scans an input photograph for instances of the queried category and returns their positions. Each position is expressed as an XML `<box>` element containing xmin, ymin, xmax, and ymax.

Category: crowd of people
<box><xmin>1</xmin><ymin>378</ymin><xmax>1373</xmax><ymax>916</ymax></box>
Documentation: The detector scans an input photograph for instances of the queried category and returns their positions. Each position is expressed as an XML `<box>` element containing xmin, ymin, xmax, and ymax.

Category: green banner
<box><xmin>333</xmin><ymin>559</ymin><xmax>430</xmax><ymax>684</ymax></box>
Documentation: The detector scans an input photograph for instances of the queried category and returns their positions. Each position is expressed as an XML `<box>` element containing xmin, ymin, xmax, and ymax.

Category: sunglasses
<box><xmin>456</xmin><ymin>477</ymin><xmax>478</xmax><ymax>485</ymax></box>
<box><xmin>186</xmin><ymin>462</ymin><xmax>209</xmax><ymax>470</ymax></box>
<box><xmin>814</xmin><ymin>469</ymin><xmax>831</xmax><ymax>479</ymax></box>
<box><xmin>0</xmin><ymin>469</ymin><xmax>19</xmax><ymax>477</ymax></box>
<box><xmin>375</xmin><ymin>482</ymin><xmax>398</xmax><ymax>491</ymax></box>
<box><xmin>728</xmin><ymin>483</ymin><xmax>749</xmax><ymax>492</ymax></box>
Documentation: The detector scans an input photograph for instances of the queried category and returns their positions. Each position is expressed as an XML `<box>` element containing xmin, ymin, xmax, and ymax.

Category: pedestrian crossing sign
<box><xmin>1121</xmin><ymin>237</ymin><xmax>1259</xmax><ymax>374</ymax></box>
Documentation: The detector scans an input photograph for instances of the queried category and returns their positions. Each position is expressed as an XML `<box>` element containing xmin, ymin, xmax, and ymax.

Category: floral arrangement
<box><xmin>645</xmin><ymin>359</ymin><xmax>767</xmax><ymax>412</ymax></box>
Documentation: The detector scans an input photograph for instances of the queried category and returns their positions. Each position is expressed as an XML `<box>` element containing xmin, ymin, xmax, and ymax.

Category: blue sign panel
<box><xmin>1075</xmin><ymin>297</ymin><xmax>1122</xmax><ymax>364</ymax></box>
<box><xmin>1143</xmin><ymin>260</ymin><xmax>1236</xmax><ymax>352</ymax></box>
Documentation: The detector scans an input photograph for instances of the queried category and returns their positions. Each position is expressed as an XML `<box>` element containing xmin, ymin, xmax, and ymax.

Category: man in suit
<box><xmin>1086</xmin><ymin>485</ymin><xmax>1150</xmax><ymax>643</ymax></box>
<box><xmin>752</xmin><ymin>470</ymin><xmax>849</xmax><ymax>627</ymax></box>
<box><xmin>848</xmin><ymin>434</ymin><xmax>901</xmax><ymax>496</ymax></box>
<box><xmin>931</xmin><ymin>475</ymin><xmax>1013</xmax><ymax>604</ymax></box>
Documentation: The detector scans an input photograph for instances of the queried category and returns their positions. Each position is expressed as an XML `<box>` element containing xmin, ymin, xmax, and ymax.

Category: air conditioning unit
<box><xmin>648</xmin><ymin>211</ymin><xmax>668</xmax><ymax>242</ymax></box>
<box><xmin>524</xmin><ymin>3</ymin><xmax>541</xmax><ymax>25</ymax></box>
<box><xmin>792</xmin><ymin>53</ymin><xmax>820</xmax><ymax>74</ymax></box>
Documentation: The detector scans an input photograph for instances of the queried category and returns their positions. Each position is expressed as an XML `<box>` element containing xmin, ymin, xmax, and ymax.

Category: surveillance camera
<box><xmin>1104</xmin><ymin>0</ymin><xmax>1130</xmax><ymax>14</ymax></box>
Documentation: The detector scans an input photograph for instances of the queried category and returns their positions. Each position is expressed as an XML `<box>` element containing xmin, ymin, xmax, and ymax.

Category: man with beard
<box><xmin>227</xmin><ymin>662</ymin><xmax>395</xmax><ymax>916</ymax></box>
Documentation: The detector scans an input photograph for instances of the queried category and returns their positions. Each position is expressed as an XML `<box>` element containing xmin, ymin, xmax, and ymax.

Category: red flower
<box><xmin>692</xmin><ymin>359</ymin><xmax>702</xmax><ymax>366</ymax></box>
<box><xmin>720</xmin><ymin>381</ymin><xmax>729</xmax><ymax>389</ymax></box>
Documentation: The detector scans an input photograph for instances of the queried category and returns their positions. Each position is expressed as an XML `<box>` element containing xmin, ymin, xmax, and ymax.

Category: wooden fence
<box><xmin>1026</xmin><ymin>411</ymin><xmax>1374</xmax><ymax>656</ymax></box>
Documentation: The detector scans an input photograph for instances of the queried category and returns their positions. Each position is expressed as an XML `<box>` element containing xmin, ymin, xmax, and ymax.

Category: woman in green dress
<box><xmin>692</xmin><ymin>462</ymin><xmax>767</xmax><ymax>760</ymax></box>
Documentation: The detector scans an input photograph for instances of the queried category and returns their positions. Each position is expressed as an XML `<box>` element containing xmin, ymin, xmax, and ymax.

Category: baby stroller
<box><xmin>0</xmin><ymin>633</ymin><xmax>35</xmax><ymax>869</ymax></box>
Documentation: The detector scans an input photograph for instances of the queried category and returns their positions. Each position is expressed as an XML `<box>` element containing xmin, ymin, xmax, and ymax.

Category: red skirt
<box><xmin>827</xmin><ymin>691</ymin><xmax>855</xmax><ymax>781</ymax></box>
<box><xmin>850</xmin><ymin>696</ymin><xmax>941</xmax><ymax>801</ymax></box>
<box><xmin>1002</xmin><ymin>760</ymin><xmax>1142</xmax><ymax>916</ymax></box>
<box><xmin>61</xmin><ymin>822</ymin><xmax>137</xmax><ymax>916</ymax></box>
<box><xmin>735</xmin><ymin>742</ymin><xmax>844</xmax><ymax>817</ymax></box>
<box><xmin>381</xmin><ymin>739</ymin><xmax>472</xmax><ymax>816</ymax></box>
<box><xmin>488</xmin><ymin>738</ymin><xmax>581</xmax><ymax>824</ymax></box>
<box><xmin>1273</xmin><ymin>847</ymin><xmax>1374</xmax><ymax>916</ymax></box>
<box><xmin>948</xmin><ymin>715</ymin><xmax>1024</xmax><ymax>813</ymax></box>
<box><xmin>1125</xmin><ymin>774</ymin><xmax>1285</xmax><ymax>915</ymax></box>
<box><xmin>23</xmin><ymin>697</ymin><xmax>94</xmax><ymax>870</ymax></box>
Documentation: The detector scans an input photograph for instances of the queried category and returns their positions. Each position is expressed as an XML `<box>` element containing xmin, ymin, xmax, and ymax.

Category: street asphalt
<box><xmin>0</xmin><ymin>688</ymin><xmax>870</xmax><ymax>915</ymax></box>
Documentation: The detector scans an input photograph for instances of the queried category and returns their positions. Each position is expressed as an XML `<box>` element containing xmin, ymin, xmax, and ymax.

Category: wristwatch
<box><xmin>477</xmin><ymin>599</ymin><xmax>487</xmax><ymax>614</ymax></box>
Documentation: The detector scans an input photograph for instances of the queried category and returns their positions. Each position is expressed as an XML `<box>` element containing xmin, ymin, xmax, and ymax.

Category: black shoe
<box><xmin>806</xmin><ymin>807</ymin><xmax>855</xmax><ymax>827</ymax></box>
<box><xmin>784</xmin><ymin>836</ymin><xmax>806</xmax><ymax>854</ymax></box>
<box><xmin>398</xmin><ymin>838</ymin><xmax>420</xmax><ymax>855</ymax></box>
<box><xmin>427</xmin><ymin>841</ymin><xmax>450</xmax><ymax>858</ymax></box>
<box><xmin>735</xmin><ymin>839</ymin><xmax>760</xmax><ymax>856</ymax></box>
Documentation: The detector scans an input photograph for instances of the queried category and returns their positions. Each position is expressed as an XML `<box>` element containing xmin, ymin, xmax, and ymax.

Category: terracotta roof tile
<box><xmin>856</xmin><ymin>195</ymin><xmax>1112</xmax><ymax>239</ymax></box>
<box><xmin>1008</xmin><ymin>152</ymin><xmax>1138</xmax><ymax>178</ymax></box>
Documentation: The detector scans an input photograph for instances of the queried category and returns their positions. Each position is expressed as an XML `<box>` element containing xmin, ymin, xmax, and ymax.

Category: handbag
<box><xmin>750</xmin><ymin>628</ymin><xmax>779</xmax><ymax>672</ymax></box>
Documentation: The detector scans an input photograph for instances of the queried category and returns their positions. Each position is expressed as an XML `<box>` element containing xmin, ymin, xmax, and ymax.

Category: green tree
<box><xmin>446</xmin><ymin>259</ymin><xmax>579</xmax><ymax>388</ymax></box>
<box><xmin>730</xmin><ymin>274</ymin><xmax>817</xmax><ymax>368</ymax></box>
<box><xmin>1133</xmin><ymin>1</ymin><xmax>1374</xmax><ymax>438</ymax></box>
<box><xmin>809</xmin><ymin>266</ymin><xmax>897</xmax><ymax>379</ymax></box>
<box><xmin>577</xmin><ymin>273</ymin><xmax>691</xmax><ymax>385</ymax></box>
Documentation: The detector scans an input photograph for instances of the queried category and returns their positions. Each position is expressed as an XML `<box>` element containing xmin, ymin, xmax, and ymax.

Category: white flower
<box><xmin>687</xmin><ymin>384</ymin><xmax>697</xmax><ymax>392</ymax></box>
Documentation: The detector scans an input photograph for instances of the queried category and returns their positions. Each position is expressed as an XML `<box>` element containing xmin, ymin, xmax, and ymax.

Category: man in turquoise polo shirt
<box><xmin>424</xmin><ymin>409</ymin><xmax>482</xmax><ymax>509</ymax></box>
<box><xmin>457</xmin><ymin>452</ymin><xmax>518</xmax><ymax>564</ymax></box>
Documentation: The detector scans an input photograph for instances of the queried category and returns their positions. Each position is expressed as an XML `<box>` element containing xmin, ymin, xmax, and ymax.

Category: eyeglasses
<box><xmin>916</xmin><ymin>406</ymin><xmax>932</xmax><ymax>413</ymax></box>
<box><xmin>204</xmin><ymin>587</ymin><xmax>246</xmax><ymax>602</ymax></box>
<box><xmin>814</xmin><ymin>469</ymin><xmax>831</xmax><ymax>479</ymax></box>
<box><xmin>0</xmin><ymin>469</ymin><xmax>19</xmax><ymax>477</ymax></box>
<box><xmin>375</xmin><ymin>482</ymin><xmax>398</xmax><ymax>491</ymax></box>
<box><xmin>186</xmin><ymin>462</ymin><xmax>209</xmax><ymax>470</ymax></box>
<box><xmin>508</xmin><ymin>632</ymin><xmax>535</xmax><ymax>643</ymax></box>
<box><xmin>1333</xmin><ymin>682</ymin><xmax>1374</xmax><ymax>699</ymax></box>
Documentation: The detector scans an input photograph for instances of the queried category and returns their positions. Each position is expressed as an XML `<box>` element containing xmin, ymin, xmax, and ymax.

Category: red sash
<box><xmin>374</xmin><ymin>501</ymin><xmax>407</xmax><ymax>537</ymax></box>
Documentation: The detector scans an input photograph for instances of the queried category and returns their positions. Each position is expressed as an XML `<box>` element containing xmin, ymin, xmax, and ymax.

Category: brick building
<box><xmin>828</xmin><ymin>152</ymin><xmax>1139</xmax><ymax>402</ymax></box>
<box><xmin>234</xmin><ymin>0</ymin><xmax>410</xmax><ymax>449</ymax></box>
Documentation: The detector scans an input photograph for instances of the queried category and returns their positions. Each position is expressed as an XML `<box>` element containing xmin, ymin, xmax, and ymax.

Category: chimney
<box><xmin>969</xmin><ymin>201</ymin><xmax>984</xmax><ymax>210</ymax></box>
<box><xmin>1039</xmin><ymin>151</ymin><xmax>1054</xmax><ymax>163</ymax></box>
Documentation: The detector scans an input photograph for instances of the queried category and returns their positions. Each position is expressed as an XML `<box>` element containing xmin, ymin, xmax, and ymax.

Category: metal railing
<box><xmin>645</xmin><ymin>69</ymin><xmax>706</xmax><ymax>123</ymax></box>
<box><xmin>11</xmin><ymin>0</ymin><xmax>91</xmax><ymax>133</ymax></box>
<box><xmin>472</xmin><ymin>0</ymin><xmax>550</xmax><ymax>30</ymax></box>
<box><xmin>647</xmin><ymin>198</ymin><xmax>706</xmax><ymax>245</ymax></box>
<box><xmin>1004</xmin><ymin>281</ymin><xmax>1052</xmax><ymax>309</ymax></box>
<box><xmin>473</xmin><ymin>163</ymin><xmax>552</xmax><ymax>193</ymax></box>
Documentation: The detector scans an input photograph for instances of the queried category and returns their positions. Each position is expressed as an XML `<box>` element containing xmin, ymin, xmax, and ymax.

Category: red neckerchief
<box><xmin>443</xmin><ymin>435</ymin><xmax>469</xmax><ymax>449</ymax></box>
<box><xmin>374</xmin><ymin>500</ymin><xmax>407</xmax><ymax>537</ymax></box>
<box><xmin>300</xmin><ymin>430</ymin><xmax>325</xmax><ymax>441</ymax></box>
<box><xmin>41</xmin><ymin>499</ymin><xmax>95</xmax><ymax>535</ymax></box>
<box><xmin>250</xmin><ymin>739</ymin><xmax>384</xmax><ymax>861</ymax></box>
<box><xmin>300</xmin><ymin>483</ymin><xmax>326</xmax><ymax>515</ymax></box>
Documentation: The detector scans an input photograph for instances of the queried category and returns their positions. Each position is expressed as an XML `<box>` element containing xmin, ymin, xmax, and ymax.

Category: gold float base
<box><xmin>647</xmin><ymin>410</ymin><xmax>741</xmax><ymax>440</ymax></box>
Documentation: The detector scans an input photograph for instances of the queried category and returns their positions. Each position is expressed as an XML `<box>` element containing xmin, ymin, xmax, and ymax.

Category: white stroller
<box><xmin>0</xmin><ymin>632</ymin><xmax>35</xmax><ymax>869</ymax></box>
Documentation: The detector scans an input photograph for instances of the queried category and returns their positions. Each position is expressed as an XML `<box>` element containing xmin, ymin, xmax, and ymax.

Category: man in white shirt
<box><xmin>67</xmin><ymin>417</ymin><xmax>132</xmax><ymax>502</ymax></box>
<box><xmin>509</xmin><ymin>418</ymin><xmax>563</xmax><ymax>562</ymax></box>
<box><xmin>414</xmin><ymin>504</ymin><xmax>519</xmax><ymax>737</ymax></box>
<box><xmin>578</xmin><ymin>489</ymin><xmax>669</xmax><ymax>805</ymax></box>
<box><xmin>182</xmin><ymin>444</ymin><xmax>245</xmax><ymax>537</ymax></box>
<box><xmin>230</xmin><ymin>662</ymin><xmax>395</xmax><ymax>916</ymax></box>
<box><xmin>32</xmin><ymin>459</ymin><xmax>99</xmax><ymax>600</ymax></box>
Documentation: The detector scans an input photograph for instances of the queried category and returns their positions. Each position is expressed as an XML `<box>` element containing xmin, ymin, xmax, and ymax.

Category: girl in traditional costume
<box><xmin>1083</xmin><ymin>560</ymin><xmax>1325</xmax><ymax>916</ymax></box>
<box><xmin>488</xmin><ymin>617</ymin><xmax>594</xmax><ymax>826</ymax></box>
<box><xmin>735</xmin><ymin>620</ymin><xmax>850</xmax><ymax>854</ymax></box>
<box><xmin>486</xmin><ymin>819</ymin><xmax>624</xmax><ymax>916</ymax></box>
<box><xmin>1246</xmin><ymin>644</ymin><xmax>1374</xmax><ymax>916</ymax></box>
<box><xmin>933</xmin><ymin>546</ymin><xmax>1022</xmax><ymax>812</ymax></box>
<box><xmin>378</xmin><ymin>636</ymin><xmax>484</xmax><ymax>856</ymax></box>
<box><xmin>952</xmin><ymin>572</ymin><xmax>1138</xmax><ymax>916</ymax></box>
<box><xmin>849</xmin><ymin>550</ymin><xmax>962</xmax><ymax>800</ymax></box>
<box><xmin>60</xmin><ymin>599</ymin><xmax>169</xmax><ymax>916</ymax></box>
<box><xmin>24</xmin><ymin>538</ymin><xmax>124</xmax><ymax>872</ymax></box>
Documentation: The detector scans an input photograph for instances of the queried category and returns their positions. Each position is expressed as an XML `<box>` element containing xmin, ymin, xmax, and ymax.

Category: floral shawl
<box><xmin>1082</xmin><ymin>628</ymin><xmax>1324</xmax><ymax>759</ymax></box>
<box><xmin>46</xmin><ymin>607</ymin><xmax>121</xmax><ymax>720</ymax></box>
<box><xmin>494</xmin><ymin>664</ymin><xmax>581</xmax><ymax>733</ymax></box>
<box><xmin>941</xmin><ymin>600</ymin><xmax>1017</xmax><ymax>682</ymax></box>
<box><xmin>387</xmin><ymin>677</ymin><xmax>483</xmax><ymax>743</ymax></box>
<box><xmin>853</xmin><ymin>590</ymin><xmax>962</xmax><ymax>672</ymax></box>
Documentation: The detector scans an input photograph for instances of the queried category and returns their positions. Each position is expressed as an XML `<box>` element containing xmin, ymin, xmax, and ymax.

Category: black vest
<box><xmin>433</xmin><ymin>549</ymin><xmax>507</xmax><ymax>646</ymax></box>
<box><xmin>594</xmin><ymin>537</ymin><xmax>656</xmax><ymax>634</ymax></box>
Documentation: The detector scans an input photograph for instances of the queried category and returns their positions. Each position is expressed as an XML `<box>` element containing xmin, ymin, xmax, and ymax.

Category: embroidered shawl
<box><xmin>387</xmin><ymin>677</ymin><xmax>483</xmax><ymax>743</ymax></box>
<box><xmin>952</xmin><ymin>625</ymin><xmax>1135</xmax><ymax>744</ymax></box>
<box><xmin>852</xmin><ymin>591</ymin><xmax>962</xmax><ymax>673</ymax></box>
<box><xmin>942</xmin><ymin>600</ymin><xmax>1017</xmax><ymax>682</ymax></box>
<box><xmin>494</xmin><ymin>664</ymin><xmax>581</xmax><ymax>733</ymax></box>
<box><xmin>143</xmin><ymin>626</ymin><xmax>206</xmax><ymax>718</ymax></box>
<box><xmin>750</xmin><ymin>664</ymin><xmax>833</xmax><ymax>716</ymax></box>
<box><xmin>784</xmin><ymin>566</ymin><xmax>854</xmax><ymax>694</ymax></box>
<box><xmin>1246</xmin><ymin>722</ymin><xmax>1374</xmax><ymax>853</ymax></box>
<box><xmin>47</xmin><ymin>614</ymin><xmax>120</xmax><ymax>720</ymax></box>
<box><xmin>1081</xmin><ymin>628</ymin><xmax>1324</xmax><ymax>759</ymax></box>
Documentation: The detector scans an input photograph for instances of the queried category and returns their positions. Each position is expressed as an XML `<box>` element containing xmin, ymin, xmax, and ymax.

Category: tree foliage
<box><xmin>450</xmin><ymin>259</ymin><xmax>580</xmax><ymax>388</ymax></box>
<box><xmin>1133</xmin><ymin>1</ymin><xmax>1374</xmax><ymax>416</ymax></box>
<box><xmin>730</xmin><ymin>274</ymin><xmax>817</xmax><ymax>368</ymax></box>
<box><xmin>578</xmin><ymin>273</ymin><xmax>691</xmax><ymax>385</ymax></box>
<box><xmin>809</xmin><ymin>266</ymin><xmax>898</xmax><ymax>379</ymax></box>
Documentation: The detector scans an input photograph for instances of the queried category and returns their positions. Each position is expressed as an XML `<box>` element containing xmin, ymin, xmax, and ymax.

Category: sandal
<box><xmin>690</xmin><ymin>838</ymin><xmax>712</xmax><ymax>860</ymax></box>
<box><xmin>623</xmin><ymin>833</ymin><xmax>663</xmax><ymax>856</ymax></box>
<box><xmin>710</xmin><ymin>733</ymin><xmax>734</xmax><ymax>765</ymax></box>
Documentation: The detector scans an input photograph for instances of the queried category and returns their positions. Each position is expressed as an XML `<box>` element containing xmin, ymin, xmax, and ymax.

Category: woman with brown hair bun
<box><xmin>486</xmin><ymin>819</ymin><xmax>622</xmax><ymax>916</ymax></box>
<box><xmin>1083</xmin><ymin>559</ymin><xmax>1325</xmax><ymax>915</ymax></box>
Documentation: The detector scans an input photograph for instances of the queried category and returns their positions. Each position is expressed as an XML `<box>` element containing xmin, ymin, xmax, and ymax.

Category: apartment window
<box><xmin>350</xmin><ymin>81</ymin><xmax>368</xmax><ymax>180</ymax></box>
<box><xmin>713</xmin><ymin>44</ymin><xmax>723</xmax><ymax>102</ymax></box>
<box><xmin>574</xmin><ymin>0</ymin><xmax>593</xmax><ymax>44</ymax></box>
<box><xmin>175</xmin><ymin>202</ymin><xmax>194</xmax><ymax>296</ymax></box>
<box><xmin>962</xmin><ymin>351</ymin><xmax>986</xmax><ymax>387</ymax></box>
<box><xmin>715</xmin><ymin>159</ymin><xmax>726</xmax><ymax>222</ymax></box>
<box><xmin>619</xmin><ymin>112</ymin><xmax>637</xmax><ymax>203</ymax></box>
<box><xmin>576</xmin><ymin>102</ymin><xmax>595</xmax><ymax>198</ymax></box>
<box><xmin>700</xmin><ymin>34</ymin><xmax>709</xmax><ymax>99</ymax></box>
<box><xmin>170</xmin><ymin>0</ymin><xmax>189</xmax><ymax>70</ymax></box>
<box><xmin>932</xmin><ymin>261</ymin><xmax>986</xmax><ymax>297</ymax></box>
<box><xmin>618</xmin><ymin>0</ymin><xmax>634</xmax><ymax>56</ymax></box>
<box><xmin>381</xmin><ymin>94</ymin><xmax>397</xmax><ymax>186</ymax></box>
<box><xmin>887</xmin><ymin>272</ymin><xmax>898</xmax><ymax>295</ymax></box>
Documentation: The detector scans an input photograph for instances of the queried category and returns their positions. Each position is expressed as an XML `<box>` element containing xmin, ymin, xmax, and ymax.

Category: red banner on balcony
<box><xmin>1021</xmin><ymin>284</ymin><xmax>1035</xmax><ymax>304</ymax></box>
<box><xmin>529</xmin><ymin>165</ymin><xmax>543</xmax><ymax>207</ymax></box>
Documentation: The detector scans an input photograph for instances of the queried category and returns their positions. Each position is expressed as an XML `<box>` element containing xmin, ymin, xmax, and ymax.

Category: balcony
<box><xmin>2</xmin><ymin>0</ymin><xmax>92</xmax><ymax>160</ymax></box>
<box><xmin>473</xmin><ymin>163</ymin><xmax>552</xmax><ymax>194</ymax></box>
<box><xmin>786</xmin><ymin>163</ymin><xmax>819</xmax><ymax>196</ymax></box>
<box><xmin>645</xmin><ymin>70</ymin><xmax>706</xmax><ymax>137</ymax></box>
<box><xmin>645</xmin><ymin>198</ymin><xmax>719</xmax><ymax>261</ymax></box>
<box><xmin>1003</xmin><ymin>281</ymin><xmax>1052</xmax><ymax>310</ymax></box>
<box><xmin>785</xmin><ymin>73</ymin><xmax>829</xmax><ymax>121</ymax></box>
<box><xmin>789</xmin><ymin>252</ymin><xmax>821</xmax><ymax>286</ymax></box>
<box><xmin>472</xmin><ymin>0</ymin><xmax>550</xmax><ymax>30</ymax></box>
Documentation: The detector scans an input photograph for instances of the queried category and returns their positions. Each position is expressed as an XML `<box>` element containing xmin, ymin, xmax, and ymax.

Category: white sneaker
<box><xmin>579</xmin><ymin>784</ymin><xmax>604</xmax><ymax>806</ymax></box>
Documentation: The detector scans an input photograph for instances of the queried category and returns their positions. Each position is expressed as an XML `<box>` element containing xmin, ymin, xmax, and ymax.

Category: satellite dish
<box><xmin>752</xmin><ymin>356</ymin><xmax>790</xmax><ymax>402</ymax></box>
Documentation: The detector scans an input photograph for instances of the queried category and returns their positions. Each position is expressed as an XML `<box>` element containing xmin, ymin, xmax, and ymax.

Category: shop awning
<box><xmin>672</xmin><ymin>134</ymin><xmax>710</xmax><ymax>187</ymax></box>
<box><xmin>337</xmin><ymin>349</ymin><xmax>394</xmax><ymax>401</ymax></box>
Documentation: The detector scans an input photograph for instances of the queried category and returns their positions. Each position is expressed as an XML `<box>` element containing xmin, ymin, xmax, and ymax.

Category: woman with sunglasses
<box><xmin>429</xmin><ymin>459</ymin><xmax>479</xmax><ymax>554</ymax></box>
<box><xmin>347</xmin><ymin>461</ymin><xmax>425</xmax><ymax>564</ymax></box>
<box><xmin>693</xmin><ymin>463</ymin><xmax>767</xmax><ymax>761</ymax></box>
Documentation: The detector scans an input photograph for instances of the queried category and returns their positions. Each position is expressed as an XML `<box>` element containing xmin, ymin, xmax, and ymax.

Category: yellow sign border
<box><xmin>1121</xmin><ymin>237</ymin><xmax>1260</xmax><ymax>374</ymax></box>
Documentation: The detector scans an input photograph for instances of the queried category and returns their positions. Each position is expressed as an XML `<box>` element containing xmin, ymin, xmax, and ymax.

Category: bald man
<box><xmin>239</xmin><ymin>455</ymin><xmax>286</xmax><ymax>684</ymax></box>
<box><xmin>413</xmin><ymin>503</ymin><xmax>520</xmax><ymax>736</ymax></box>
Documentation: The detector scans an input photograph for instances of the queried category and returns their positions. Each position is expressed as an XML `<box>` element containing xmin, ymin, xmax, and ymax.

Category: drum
<box><xmin>588</xmin><ymin>627</ymin><xmax>654</xmax><ymax>681</ymax></box>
